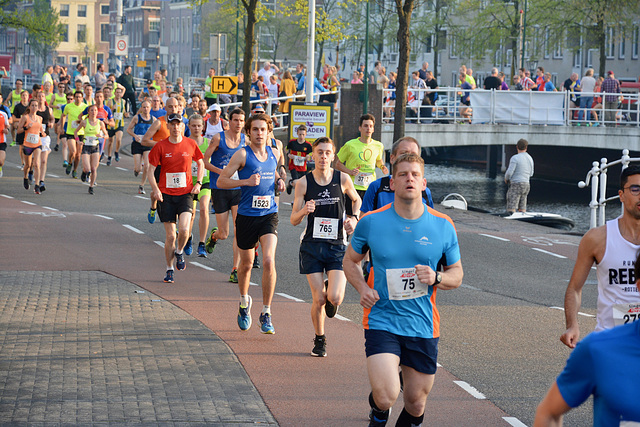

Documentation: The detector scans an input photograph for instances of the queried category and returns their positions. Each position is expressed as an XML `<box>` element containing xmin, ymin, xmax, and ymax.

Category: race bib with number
<box><xmin>313</xmin><ymin>217</ymin><xmax>339</xmax><ymax>240</ymax></box>
<box><xmin>114</xmin><ymin>113</ymin><xmax>123</xmax><ymax>121</ymax></box>
<box><xmin>293</xmin><ymin>155</ymin><xmax>305</xmax><ymax>167</ymax></box>
<box><xmin>84</xmin><ymin>136</ymin><xmax>98</xmax><ymax>146</ymax></box>
<box><xmin>613</xmin><ymin>303</ymin><xmax>640</xmax><ymax>326</ymax></box>
<box><xmin>191</xmin><ymin>161</ymin><xmax>198</xmax><ymax>177</ymax></box>
<box><xmin>166</xmin><ymin>172</ymin><xmax>187</xmax><ymax>189</ymax></box>
<box><xmin>26</xmin><ymin>133</ymin><xmax>39</xmax><ymax>145</ymax></box>
<box><xmin>252</xmin><ymin>195</ymin><xmax>271</xmax><ymax>209</ymax></box>
<box><xmin>72</xmin><ymin>120</ymin><xmax>80</xmax><ymax>128</ymax></box>
<box><xmin>386</xmin><ymin>268</ymin><xmax>428</xmax><ymax>300</ymax></box>
<box><xmin>354</xmin><ymin>171</ymin><xmax>373</xmax><ymax>187</ymax></box>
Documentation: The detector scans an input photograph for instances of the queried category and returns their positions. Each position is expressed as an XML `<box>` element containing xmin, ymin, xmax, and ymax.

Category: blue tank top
<box><xmin>133</xmin><ymin>114</ymin><xmax>154</xmax><ymax>140</ymax></box>
<box><xmin>209</xmin><ymin>131</ymin><xmax>246</xmax><ymax>190</ymax></box>
<box><xmin>237</xmin><ymin>145</ymin><xmax>278</xmax><ymax>216</ymax></box>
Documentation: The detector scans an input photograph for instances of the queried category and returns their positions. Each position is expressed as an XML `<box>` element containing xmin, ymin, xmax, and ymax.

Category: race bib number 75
<box><xmin>386</xmin><ymin>268</ymin><xmax>428</xmax><ymax>300</ymax></box>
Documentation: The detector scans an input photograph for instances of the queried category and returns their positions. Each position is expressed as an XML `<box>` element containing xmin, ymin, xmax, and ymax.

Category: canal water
<box><xmin>424</xmin><ymin>162</ymin><xmax>621</xmax><ymax>235</ymax></box>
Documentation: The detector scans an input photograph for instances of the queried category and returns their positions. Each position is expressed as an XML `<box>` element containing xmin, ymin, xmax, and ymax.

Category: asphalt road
<box><xmin>0</xmin><ymin>134</ymin><xmax>598</xmax><ymax>426</ymax></box>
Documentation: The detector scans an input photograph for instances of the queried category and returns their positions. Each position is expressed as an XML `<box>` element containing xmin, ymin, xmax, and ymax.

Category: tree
<box><xmin>393</xmin><ymin>0</ymin><xmax>417</xmax><ymax>143</ymax></box>
<box><xmin>567</xmin><ymin>0</ymin><xmax>640</xmax><ymax>77</ymax></box>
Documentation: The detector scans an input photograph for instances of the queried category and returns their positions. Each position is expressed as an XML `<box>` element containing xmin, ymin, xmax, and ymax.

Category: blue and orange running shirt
<box><xmin>350</xmin><ymin>203</ymin><xmax>460</xmax><ymax>339</ymax></box>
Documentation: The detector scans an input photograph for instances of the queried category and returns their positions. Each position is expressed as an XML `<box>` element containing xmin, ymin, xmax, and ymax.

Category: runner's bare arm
<box><xmin>217</xmin><ymin>149</ymin><xmax>253</xmax><ymax>189</ymax></box>
<box><xmin>415</xmin><ymin>260</ymin><xmax>463</xmax><ymax>291</ymax></box>
<box><xmin>147</xmin><ymin>164</ymin><xmax>163</xmax><ymax>203</ymax></box>
<box><xmin>344</xmin><ymin>245</ymin><xmax>379</xmax><ymax>309</ymax></box>
<box><xmin>202</xmin><ymin>133</ymin><xmax>222</xmax><ymax>173</ymax></box>
<box><xmin>533</xmin><ymin>382</ymin><xmax>571</xmax><ymax>427</ymax></box>
<box><xmin>141</xmin><ymin>119</ymin><xmax>161</xmax><ymax>147</ymax></box>
<box><xmin>335</xmin><ymin>158</ymin><xmax>358</xmax><ymax>176</ymax></box>
<box><xmin>126</xmin><ymin>115</ymin><xmax>139</xmax><ymax>140</ymax></box>
<box><xmin>73</xmin><ymin>119</ymin><xmax>86</xmax><ymax>139</ymax></box>
<box><xmin>561</xmin><ymin>226</ymin><xmax>605</xmax><ymax>348</ymax></box>
<box><xmin>341</xmin><ymin>172</ymin><xmax>362</xmax><ymax>234</ymax></box>
<box><xmin>290</xmin><ymin>176</ymin><xmax>311</xmax><ymax>226</ymax></box>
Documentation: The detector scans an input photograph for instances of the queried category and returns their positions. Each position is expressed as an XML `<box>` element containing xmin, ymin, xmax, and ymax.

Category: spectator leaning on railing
<box><xmin>601</xmin><ymin>70</ymin><xmax>621</xmax><ymax>125</ymax></box>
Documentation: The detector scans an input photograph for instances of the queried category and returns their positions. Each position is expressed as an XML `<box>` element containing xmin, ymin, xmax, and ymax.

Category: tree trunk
<box><xmin>393</xmin><ymin>0</ymin><xmax>415</xmax><ymax>144</ymax></box>
<box><xmin>596</xmin><ymin>18</ymin><xmax>606</xmax><ymax>78</ymax></box>
<box><xmin>241</xmin><ymin>0</ymin><xmax>258</xmax><ymax>115</ymax></box>
<box><xmin>316</xmin><ymin>40</ymin><xmax>325</xmax><ymax>79</ymax></box>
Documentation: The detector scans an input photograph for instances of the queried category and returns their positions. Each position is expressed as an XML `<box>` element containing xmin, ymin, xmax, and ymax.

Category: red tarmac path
<box><xmin>1</xmin><ymin>195</ymin><xmax>518</xmax><ymax>426</ymax></box>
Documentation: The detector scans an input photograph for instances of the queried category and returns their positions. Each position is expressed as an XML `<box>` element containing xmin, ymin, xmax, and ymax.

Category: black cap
<box><xmin>146</xmin><ymin>79</ymin><xmax>153</xmax><ymax>84</ymax></box>
<box><xmin>167</xmin><ymin>113</ymin><xmax>182</xmax><ymax>123</ymax></box>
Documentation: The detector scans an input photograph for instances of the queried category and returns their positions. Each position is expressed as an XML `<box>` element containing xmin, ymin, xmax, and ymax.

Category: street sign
<box><xmin>115</xmin><ymin>35</ymin><xmax>129</xmax><ymax>56</ymax></box>
<box><xmin>212</xmin><ymin>76</ymin><xmax>238</xmax><ymax>94</ymax></box>
<box><xmin>288</xmin><ymin>102</ymin><xmax>334</xmax><ymax>142</ymax></box>
<box><xmin>137</xmin><ymin>60</ymin><xmax>147</xmax><ymax>68</ymax></box>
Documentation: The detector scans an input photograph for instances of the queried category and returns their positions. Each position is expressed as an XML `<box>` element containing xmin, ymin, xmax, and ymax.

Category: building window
<box><xmin>60</xmin><ymin>4</ymin><xmax>69</xmax><ymax>16</ymax></box>
<box><xmin>96</xmin><ymin>53</ymin><xmax>104</xmax><ymax>65</ymax></box>
<box><xmin>605</xmin><ymin>27</ymin><xmax>614</xmax><ymax>59</ymax></box>
<box><xmin>619</xmin><ymin>36</ymin><xmax>625</xmax><ymax>59</ymax></box>
<box><xmin>69</xmin><ymin>55</ymin><xmax>78</xmax><ymax>65</ymax></box>
<box><xmin>77</xmin><ymin>24</ymin><xmax>86</xmax><ymax>43</ymax></box>
<box><xmin>586</xmin><ymin>49</ymin><xmax>593</xmax><ymax>68</ymax></box>
<box><xmin>100</xmin><ymin>24</ymin><xmax>109</xmax><ymax>43</ymax></box>
<box><xmin>56</xmin><ymin>55</ymin><xmax>66</xmax><ymax>65</ymax></box>
<box><xmin>101</xmin><ymin>4</ymin><xmax>109</xmax><ymax>15</ymax></box>
<box><xmin>573</xmin><ymin>48</ymin><xmax>582</xmax><ymax>68</ymax></box>
<box><xmin>543</xmin><ymin>28</ymin><xmax>550</xmax><ymax>59</ymax></box>
<box><xmin>448</xmin><ymin>33</ymin><xmax>457</xmax><ymax>59</ymax></box>
<box><xmin>633</xmin><ymin>26</ymin><xmax>639</xmax><ymax>59</ymax></box>
<box><xmin>78</xmin><ymin>4</ymin><xmax>87</xmax><ymax>17</ymax></box>
<box><xmin>61</xmin><ymin>24</ymin><xmax>69</xmax><ymax>42</ymax></box>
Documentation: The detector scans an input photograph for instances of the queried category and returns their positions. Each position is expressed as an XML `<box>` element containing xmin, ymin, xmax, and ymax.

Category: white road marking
<box><xmin>154</xmin><ymin>241</ymin><xmax>165</xmax><ymax>248</ymax></box>
<box><xmin>116</xmin><ymin>167</ymin><xmax>128</xmax><ymax>171</ymax></box>
<box><xmin>249</xmin><ymin>281</ymin><xmax>259</xmax><ymax>287</ymax></box>
<box><xmin>123</xmin><ymin>224</ymin><xmax>144</xmax><ymax>234</ymax></box>
<box><xmin>21</xmin><ymin>200</ymin><xmax>36</xmax><ymax>206</ymax></box>
<box><xmin>276</xmin><ymin>292</ymin><xmax>304</xmax><ymax>302</ymax></box>
<box><xmin>42</xmin><ymin>206</ymin><xmax>59</xmax><ymax>211</ymax></box>
<box><xmin>532</xmin><ymin>248</ymin><xmax>566</xmax><ymax>259</ymax></box>
<box><xmin>461</xmin><ymin>283</ymin><xmax>481</xmax><ymax>291</ymax></box>
<box><xmin>1</xmin><ymin>194</ymin><xmax>14</xmax><ymax>199</ymax></box>
<box><xmin>453</xmin><ymin>381</ymin><xmax>486</xmax><ymax>399</ymax></box>
<box><xmin>134</xmin><ymin>195</ymin><xmax>148</xmax><ymax>200</ymax></box>
<box><xmin>334</xmin><ymin>314</ymin><xmax>350</xmax><ymax>322</ymax></box>
<box><xmin>436</xmin><ymin>363</ymin><xmax>442</xmax><ymax>368</ymax></box>
<box><xmin>191</xmin><ymin>262</ymin><xmax>215</xmax><ymax>271</ymax></box>
<box><xmin>549</xmin><ymin>306</ymin><xmax>595</xmax><ymax>318</ymax></box>
<box><xmin>47</xmin><ymin>173</ymin><xmax>60</xmax><ymax>178</ymax></box>
<box><xmin>93</xmin><ymin>214</ymin><xmax>113</xmax><ymax>220</ymax></box>
<box><xmin>503</xmin><ymin>417</ymin><xmax>528</xmax><ymax>427</ymax></box>
<box><xmin>480</xmin><ymin>233</ymin><xmax>510</xmax><ymax>242</ymax></box>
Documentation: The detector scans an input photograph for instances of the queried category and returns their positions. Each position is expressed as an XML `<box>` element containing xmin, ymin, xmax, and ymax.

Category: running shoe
<box><xmin>115</xmin><ymin>151</ymin><xmax>120</xmax><ymax>162</ymax></box>
<box><xmin>237</xmin><ymin>296</ymin><xmax>252</xmax><ymax>331</ymax></box>
<box><xmin>106</xmin><ymin>157</ymin><xmax>112</xmax><ymax>166</ymax></box>
<box><xmin>100</xmin><ymin>153</ymin><xmax>104</xmax><ymax>162</ymax></box>
<box><xmin>286</xmin><ymin>180</ymin><xmax>293</xmax><ymax>195</ymax></box>
<box><xmin>134</xmin><ymin>171</ymin><xmax>139</xmax><ymax>177</ymax></box>
<box><xmin>39</xmin><ymin>181</ymin><xmax>46</xmax><ymax>192</ymax></box>
<box><xmin>34</xmin><ymin>185</ymin><xmax>40</xmax><ymax>195</ymax></box>
<box><xmin>81</xmin><ymin>171</ymin><xmax>87</xmax><ymax>182</ymax></box>
<box><xmin>138</xmin><ymin>185</ymin><xmax>145</xmax><ymax>194</ymax></box>
<box><xmin>229</xmin><ymin>268</ymin><xmax>238</xmax><ymax>283</ymax></box>
<box><xmin>65</xmin><ymin>163</ymin><xmax>72</xmax><ymax>175</ymax></box>
<box><xmin>72</xmin><ymin>170</ymin><xmax>77</xmax><ymax>179</ymax></box>
<box><xmin>23</xmin><ymin>178</ymin><xmax>29</xmax><ymax>189</ymax></box>
<box><xmin>63</xmin><ymin>160</ymin><xmax>69</xmax><ymax>168</ymax></box>
<box><xmin>164</xmin><ymin>269</ymin><xmax>174</xmax><ymax>283</ymax></box>
<box><xmin>204</xmin><ymin>227</ymin><xmax>218</xmax><ymax>254</ymax></box>
<box><xmin>259</xmin><ymin>313</ymin><xmax>275</xmax><ymax>334</ymax></box>
<box><xmin>311</xmin><ymin>335</ymin><xmax>327</xmax><ymax>357</ymax></box>
<box><xmin>210</xmin><ymin>204</ymin><xmax>215</xmax><ymax>214</ymax></box>
<box><xmin>368</xmin><ymin>393</ymin><xmax>391</xmax><ymax>427</ymax></box>
<box><xmin>53</xmin><ymin>144</ymin><xmax>58</xmax><ymax>151</ymax></box>
<box><xmin>253</xmin><ymin>253</ymin><xmax>261</xmax><ymax>269</ymax></box>
<box><xmin>9</xmin><ymin>141</ymin><xmax>15</xmax><ymax>147</ymax></box>
<box><xmin>88</xmin><ymin>187</ymin><xmax>94</xmax><ymax>195</ymax></box>
<box><xmin>184</xmin><ymin>235</ymin><xmax>193</xmax><ymax>256</ymax></box>
<box><xmin>324</xmin><ymin>279</ymin><xmax>339</xmax><ymax>318</ymax></box>
<box><xmin>28</xmin><ymin>171</ymin><xmax>33</xmax><ymax>184</ymax></box>
<box><xmin>197</xmin><ymin>242</ymin><xmax>207</xmax><ymax>258</ymax></box>
<box><xmin>148</xmin><ymin>208</ymin><xmax>156</xmax><ymax>224</ymax></box>
<box><xmin>175</xmin><ymin>252</ymin><xmax>186</xmax><ymax>270</ymax></box>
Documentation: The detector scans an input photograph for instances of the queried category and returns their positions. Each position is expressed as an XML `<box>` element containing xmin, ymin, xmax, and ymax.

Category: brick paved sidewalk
<box><xmin>0</xmin><ymin>271</ymin><xmax>277</xmax><ymax>426</ymax></box>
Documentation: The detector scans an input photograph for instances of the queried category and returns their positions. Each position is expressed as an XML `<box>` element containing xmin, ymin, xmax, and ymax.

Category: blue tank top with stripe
<box><xmin>209</xmin><ymin>131</ymin><xmax>246</xmax><ymax>190</ymax></box>
<box><xmin>237</xmin><ymin>145</ymin><xmax>278</xmax><ymax>216</ymax></box>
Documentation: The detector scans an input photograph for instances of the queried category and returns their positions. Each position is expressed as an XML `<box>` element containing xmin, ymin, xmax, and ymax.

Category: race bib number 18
<box><xmin>166</xmin><ymin>172</ymin><xmax>187</xmax><ymax>188</ymax></box>
<box><xmin>386</xmin><ymin>268</ymin><xmax>427</xmax><ymax>300</ymax></box>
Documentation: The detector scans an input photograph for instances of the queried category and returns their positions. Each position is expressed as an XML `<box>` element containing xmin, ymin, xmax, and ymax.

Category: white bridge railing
<box><xmin>579</xmin><ymin>149</ymin><xmax>640</xmax><ymax>229</ymax></box>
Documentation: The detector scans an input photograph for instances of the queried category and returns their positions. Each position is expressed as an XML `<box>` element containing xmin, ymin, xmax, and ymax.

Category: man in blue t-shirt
<box><xmin>535</xmin><ymin>259</ymin><xmax>640</xmax><ymax>426</ymax></box>
<box><xmin>344</xmin><ymin>152</ymin><xmax>463</xmax><ymax>427</ymax></box>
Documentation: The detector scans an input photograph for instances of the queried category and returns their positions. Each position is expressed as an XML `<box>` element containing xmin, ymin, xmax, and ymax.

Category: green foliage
<box><xmin>0</xmin><ymin>0</ymin><xmax>65</xmax><ymax>51</ymax></box>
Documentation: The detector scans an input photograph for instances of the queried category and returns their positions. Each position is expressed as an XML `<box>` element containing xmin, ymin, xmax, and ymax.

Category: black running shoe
<box><xmin>88</xmin><ymin>186</ymin><xmax>94</xmax><ymax>195</ymax></box>
<box><xmin>81</xmin><ymin>171</ymin><xmax>87</xmax><ymax>182</ymax></box>
<box><xmin>39</xmin><ymin>181</ymin><xmax>46</xmax><ymax>192</ymax></box>
<box><xmin>253</xmin><ymin>254</ymin><xmax>261</xmax><ymax>269</ymax></box>
<box><xmin>311</xmin><ymin>335</ymin><xmax>327</xmax><ymax>357</ymax></box>
<box><xmin>34</xmin><ymin>185</ymin><xmax>40</xmax><ymax>194</ymax></box>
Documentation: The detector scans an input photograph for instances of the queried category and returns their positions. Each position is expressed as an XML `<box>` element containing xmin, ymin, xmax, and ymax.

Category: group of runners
<box><xmin>2</xmin><ymin>68</ymin><xmax>639</xmax><ymax>425</ymax></box>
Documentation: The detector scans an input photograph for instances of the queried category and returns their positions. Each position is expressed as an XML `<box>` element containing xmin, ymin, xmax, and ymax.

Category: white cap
<box><xmin>207</xmin><ymin>104</ymin><xmax>221</xmax><ymax>112</ymax></box>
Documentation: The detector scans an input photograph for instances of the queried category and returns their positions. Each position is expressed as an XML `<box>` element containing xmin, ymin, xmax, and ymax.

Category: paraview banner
<box><xmin>288</xmin><ymin>102</ymin><xmax>334</xmax><ymax>142</ymax></box>
<box><xmin>470</xmin><ymin>91</ymin><xmax>565</xmax><ymax>125</ymax></box>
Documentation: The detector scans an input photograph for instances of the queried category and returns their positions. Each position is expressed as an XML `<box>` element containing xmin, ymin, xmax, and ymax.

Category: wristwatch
<box><xmin>433</xmin><ymin>272</ymin><xmax>442</xmax><ymax>286</ymax></box>
<box><xmin>196</xmin><ymin>181</ymin><xmax>202</xmax><ymax>185</ymax></box>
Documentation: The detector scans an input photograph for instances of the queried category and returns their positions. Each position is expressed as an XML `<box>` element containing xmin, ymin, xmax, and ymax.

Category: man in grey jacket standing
<box><xmin>504</xmin><ymin>138</ymin><xmax>534</xmax><ymax>214</ymax></box>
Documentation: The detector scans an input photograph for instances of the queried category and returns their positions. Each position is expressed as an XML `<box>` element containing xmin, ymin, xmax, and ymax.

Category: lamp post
<box><xmin>520</xmin><ymin>0</ymin><xmax>528</xmax><ymax>70</ymax></box>
<box><xmin>84</xmin><ymin>45</ymin><xmax>89</xmax><ymax>74</ymax></box>
<box><xmin>24</xmin><ymin>37</ymin><xmax>30</xmax><ymax>72</ymax></box>
<box><xmin>363</xmin><ymin>0</ymin><xmax>370</xmax><ymax>114</ymax></box>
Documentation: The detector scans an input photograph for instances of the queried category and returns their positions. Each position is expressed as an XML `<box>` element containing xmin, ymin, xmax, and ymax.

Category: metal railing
<box><xmin>382</xmin><ymin>87</ymin><xmax>640</xmax><ymax>127</ymax></box>
<box><xmin>578</xmin><ymin>149</ymin><xmax>640</xmax><ymax>229</ymax></box>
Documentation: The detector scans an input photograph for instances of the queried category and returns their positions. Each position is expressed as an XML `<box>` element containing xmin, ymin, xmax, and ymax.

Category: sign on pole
<box><xmin>212</xmin><ymin>76</ymin><xmax>238</xmax><ymax>94</ymax></box>
<box><xmin>137</xmin><ymin>60</ymin><xmax>147</xmax><ymax>68</ymax></box>
<box><xmin>115</xmin><ymin>35</ymin><xmax>129</xmax><ymax>57</ymax></box>
<box><xmin>288</xmin><ymin>102</ymin><xmax>334</xmax><ymax>142</ymax></box>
